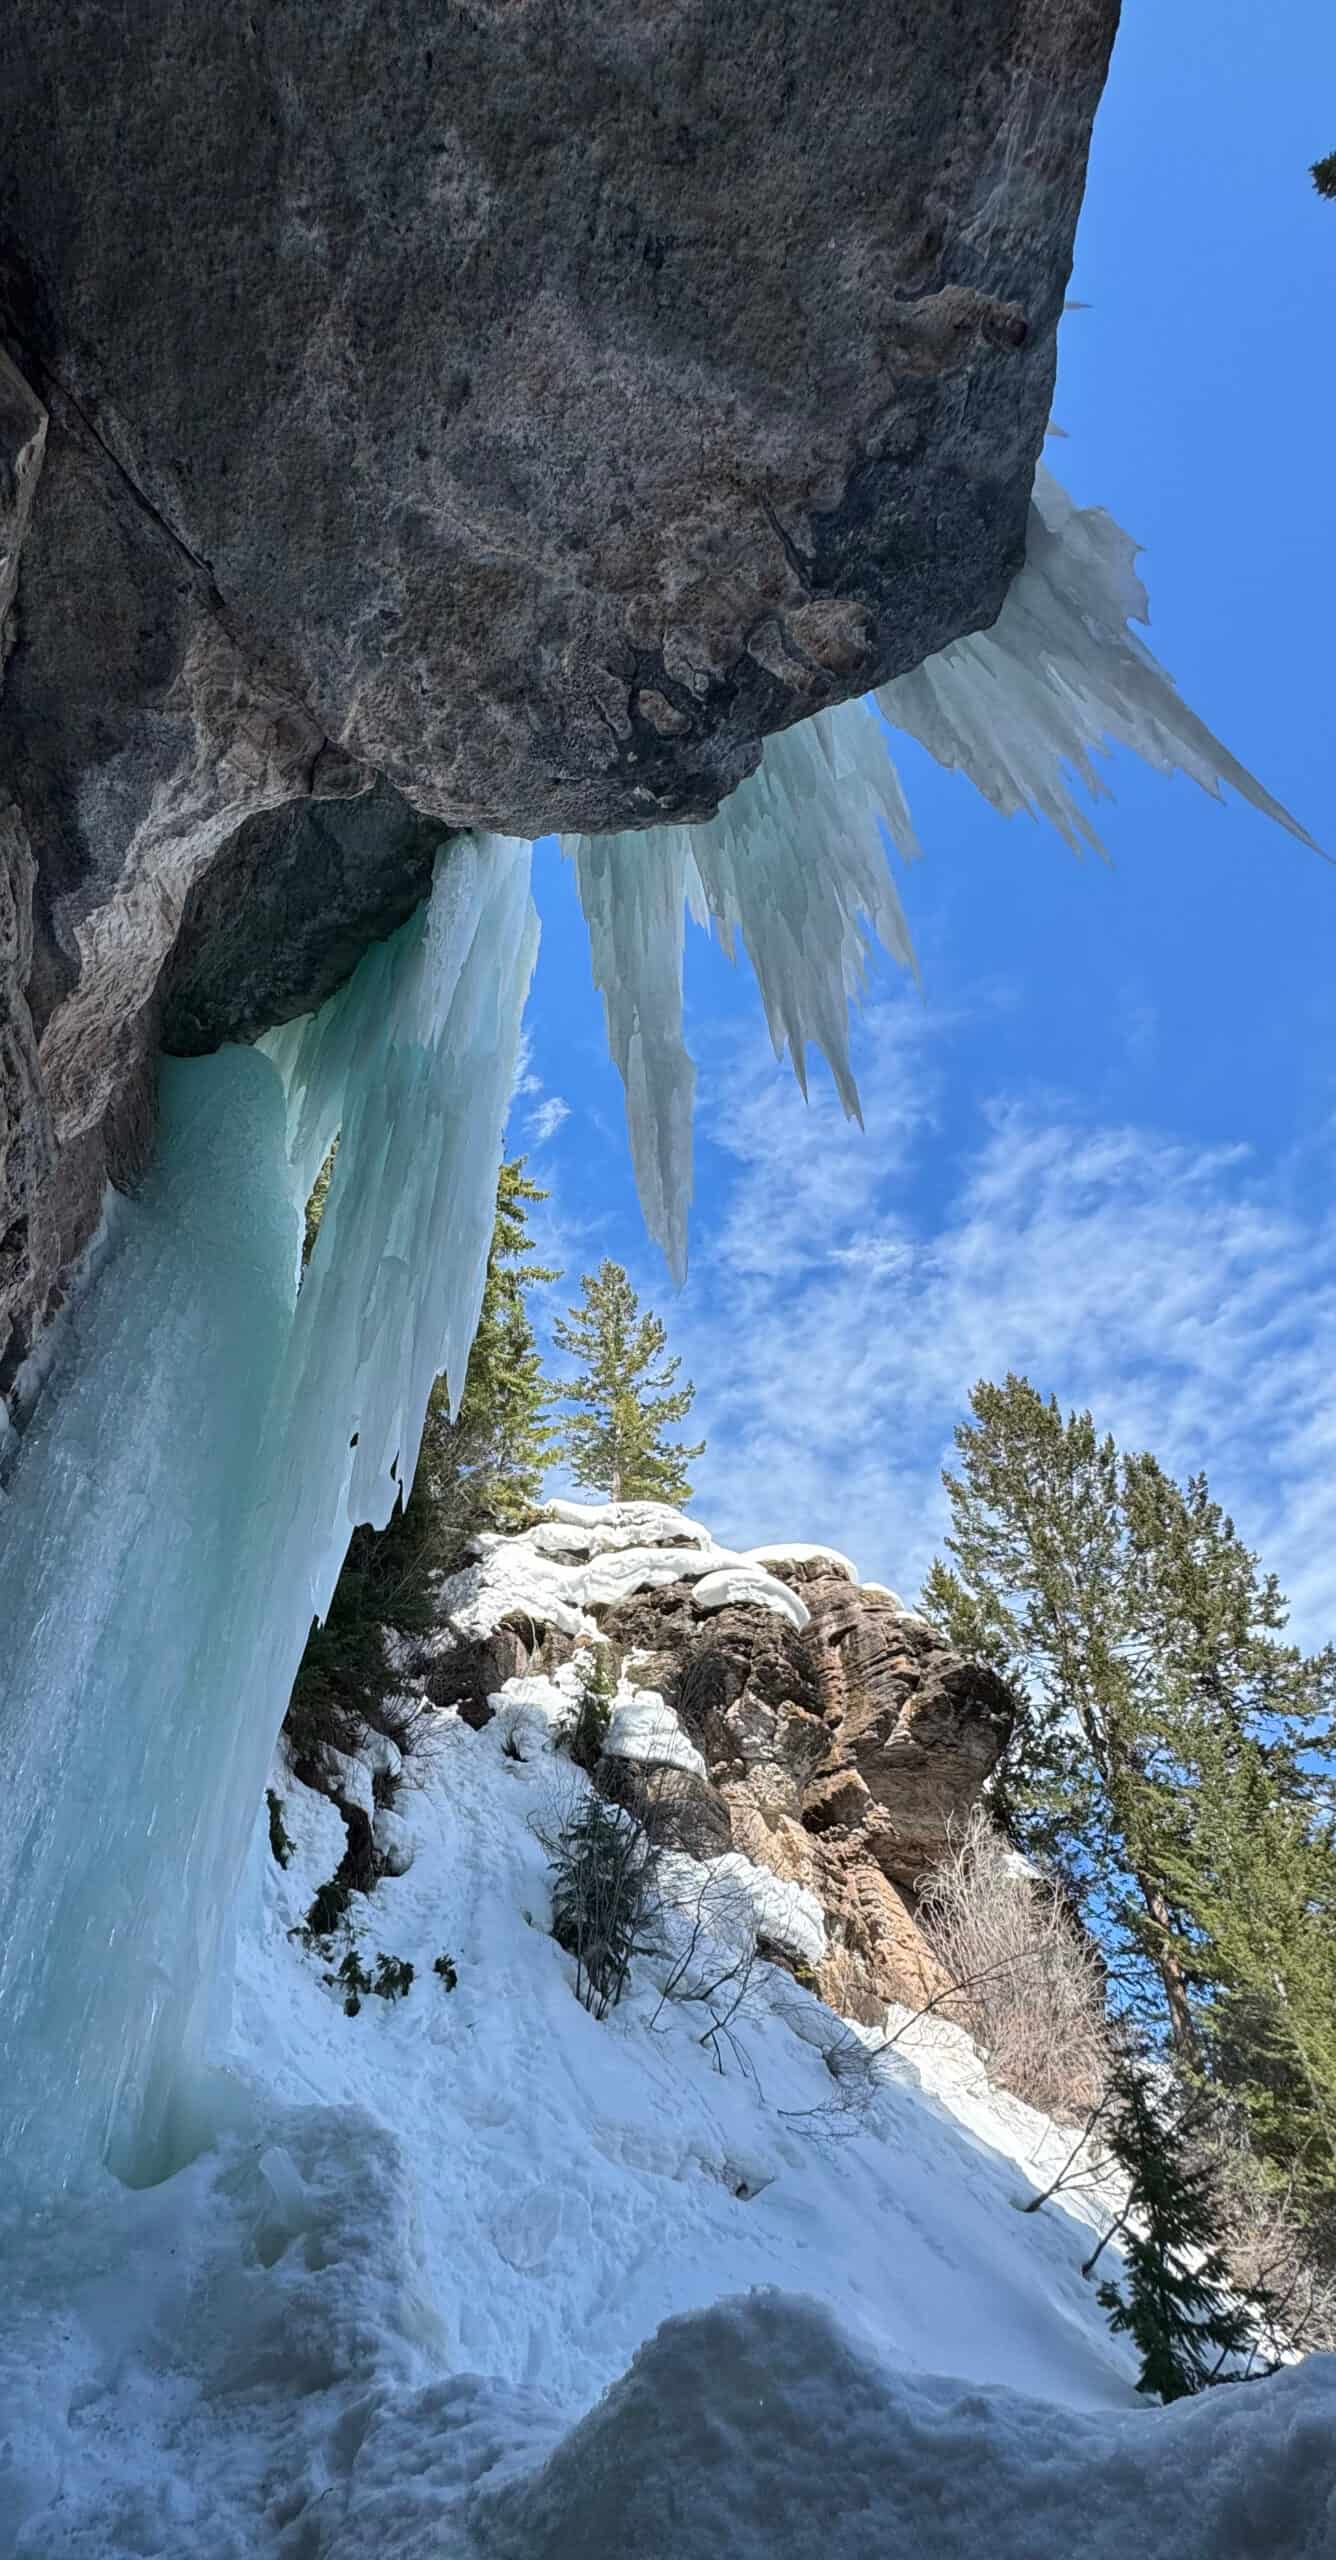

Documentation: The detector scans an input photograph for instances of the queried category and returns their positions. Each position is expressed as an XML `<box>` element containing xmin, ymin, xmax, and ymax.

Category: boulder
<box><xmin>0</xmin><ymin>2</ymin><xmax>1117</xmax><ymax>1380</ymax></box>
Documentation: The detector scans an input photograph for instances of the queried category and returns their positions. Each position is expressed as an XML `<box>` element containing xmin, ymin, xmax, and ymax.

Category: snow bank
<box><xmin>479</xmin><ymin>2292</ymin><xmax>1336</xmax><ymax>2560</ymax></box>
<box><xmin>3</xmin><ymin>1691</ymin><xmax>1331</xmax><ymax>2554</ymax></box>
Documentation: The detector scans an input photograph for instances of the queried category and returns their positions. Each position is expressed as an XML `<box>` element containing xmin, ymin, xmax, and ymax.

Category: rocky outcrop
<box><xmin>0</xmin><ymin>4</ymin><xmax>1117</xmax><ymax>1384</ymax></box>
<box><xmin>602</xmin><ymin>1554</ymin><xmax>1012</xmax><ymax>2021</ymax></box>
<box><xmin>418</xmin><ymin>1502</ymin><xmax>1012</xmax><ymax>2020</ymax></box>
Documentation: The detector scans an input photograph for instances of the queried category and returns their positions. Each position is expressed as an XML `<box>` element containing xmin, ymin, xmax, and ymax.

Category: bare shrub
<box><xmin>647</xmin><ymin>1854</ymin><xmax>766</xmax><ymax>2077</ymax></box>
<box><xmin>917</xmin><ymin>1807</ymin><xmax>1109</xmax><ymax>2119</ymax></box>
<box><xmin>1192</xmin><ymin>2108</ymin><xmax>1336</xmax><ymax>2366</ymax></box>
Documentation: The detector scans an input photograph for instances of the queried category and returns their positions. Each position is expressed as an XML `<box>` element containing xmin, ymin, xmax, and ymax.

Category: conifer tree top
<box><xmin>552</xmin><ymin>1259</ymin><xmax>704</xmax><ymax>1508</ymax></box>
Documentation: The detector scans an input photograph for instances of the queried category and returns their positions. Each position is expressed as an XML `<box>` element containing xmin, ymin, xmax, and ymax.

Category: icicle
<box><xmin>0</xmin><ymin>838</ymin><xmax>536</xmax><ymax>2193</ymax></box>
<box><xmin>565</xmin><ymin>463</ymin><xmax>1310</xmax><ymax>1275</ymax></box>
<box><xmin>563</xmin><ymin>831</ymin><xmax>697</xmax><ymax>1285</ymax></box>
<box><xmin>565</xmin><ymin>704</ymin><xmax>919</xmax><ymax>1275</ymax></box>
<box><xmin>876</xmin><ymin>464</ymin><xmax>1316</xmax><ymax>853</ymax></box>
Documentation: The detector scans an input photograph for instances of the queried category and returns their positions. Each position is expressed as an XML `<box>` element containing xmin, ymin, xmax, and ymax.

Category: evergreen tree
<box><xmin>1095</xmin><ymin>2056</ymin><xmax>1259</xmax><ymax>2401</ymax></box>
<box><xmin>552</xmin><ymin>1259</ymin><xmax>703</xmax><ymax>1505</ymax></box>
<box><xmin>1312</xmin><ymin>150</ymin><xmax>1336</xmax><ymax>199</ymax></box>
<box><xmin>548</xmin><ymin>1792</ymin><xmax>652</xmax><ymax>2019</ymax></box>
<box><xmin>922</xmin><ymin>1374</ymin><xmax>1336</xmax><ymax>2163</ymax></box>
<box><xmin>412</xmin><ymin>1157</ymin><xmax>560</xmax><ymax>1538</ymax></box>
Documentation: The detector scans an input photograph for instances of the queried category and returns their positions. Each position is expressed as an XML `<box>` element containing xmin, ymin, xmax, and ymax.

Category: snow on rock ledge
<box><xmin>603</xmin><ymin>1693</ymin><xmax>707</xmax><ymax>1780</ymax></box>
<box><xmin>539</xmin><ymin>1499</ymin><xmax>714</xmax><ymax>1553</ymax></box>
<box><xmin>439</xmin><ymin>1501</ymin><xmax>801</xmax><ymax>1642</ymax></box>
<box><xmin>659</xmin><ymin>1849</ymin><xmax>827</xmax><ymax>1969</ymax></box>
<box><xmin>741</xmin><ymin>1541</ymin><xmax>861</xmax><ymax>1584</ymax></box>
<box><xmin>692</xmin><ymin>1567</ymin><xmax>810</xmax><ymax>1630</ymax></box>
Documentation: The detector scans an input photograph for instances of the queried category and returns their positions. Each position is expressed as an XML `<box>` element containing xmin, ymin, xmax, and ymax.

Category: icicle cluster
<box><xmin>876</xmin><ymin>465</ymin><xmax>1313</xmax><ymax>854</ymax></box>
<box><xmin>0</xmin><ymin>840</ymin><xmax>536</xmax><ymax>2191</ymax></box>
<box><xmin>565</xmin><ymin>467</ymin><xmax>1310</xmax><ymax>1276</ymax></box>
<box><xmin>565</xmin><ymin>703</ymin><xmax>918</xmax><ymax>1280</ymax></box>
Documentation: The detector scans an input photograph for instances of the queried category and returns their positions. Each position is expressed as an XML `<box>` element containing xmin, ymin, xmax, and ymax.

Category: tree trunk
<box><xmin>1137</xmin><ymin>1872</ymin><xmax>1198</xmax><ymax>2060</ymax></box>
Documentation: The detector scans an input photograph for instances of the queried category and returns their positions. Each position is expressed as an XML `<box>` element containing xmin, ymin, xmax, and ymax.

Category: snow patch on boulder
<box><xmin>741</xmin><ymin>1541</ymin><xmax>861</xmax><ymax>1583</ymax></box>
<box><xmin>659</xmin><ymin>1848</ymin><xmax>827</xmax><ymax>1968</ymax></box>
<box><xmin>860</xmin><ymin>1582</ymin><xmax>906</xmax><ymax>1610</ymax></box>
<box><xmin>692</xmin><ymin>1567</ymin><xmax>810</xmax><ymax>1630</ymax></box>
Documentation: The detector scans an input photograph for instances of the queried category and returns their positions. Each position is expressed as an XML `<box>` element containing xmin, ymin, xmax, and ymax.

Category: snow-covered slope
<box><xmin>4</xmin><ymin>1679</ymin><xmax>1333</xmax><ymax>2556</ymax></box>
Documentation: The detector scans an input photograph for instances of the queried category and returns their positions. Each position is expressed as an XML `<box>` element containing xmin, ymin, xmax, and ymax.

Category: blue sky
<box><xmin>510</xmin><ymin>2</ymin><xmax>1336</xmax><ymax>1634</ymax></box>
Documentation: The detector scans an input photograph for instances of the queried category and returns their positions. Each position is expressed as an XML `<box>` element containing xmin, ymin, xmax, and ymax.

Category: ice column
<box><xmin>0</xmin><ymin>837</ymin><xmax>536</xmax><ymax>2193</ymax></box>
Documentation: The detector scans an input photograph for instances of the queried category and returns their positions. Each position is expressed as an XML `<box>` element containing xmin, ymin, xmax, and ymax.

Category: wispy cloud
<box><xmin>528</xmin><ymin>1095</ymin><xmax>571</xmax><ymax>1146</ymax></box>
<box><xmin>674</xmin><ymin>1004</ymin><xmax>1336</xmax><ymax>1643</ymax></box>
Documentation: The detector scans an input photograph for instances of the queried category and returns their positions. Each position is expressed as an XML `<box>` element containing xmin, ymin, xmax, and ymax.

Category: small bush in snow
<box><xmin>567</xmin><ymin>1645</ymin><xmax>616</xmax><ymax>1773</ymax></box>
<box><xmin>334</xmin><ymin>1949</ymin><xmax>374</xmax><ymax>2015</ymax></box>
<box><xmin>373</xmin><ymin>1953</ymin><xmax>414</xmax><ymax>2002</ymax></box>
<box><xmin>266</xmin><ymin>1789</ymin><xmax>293</xmax><ymax>1869</ymax></box>
<box><xmin>541</xmin><ymin>1790</ymin><xmax>655</xmax><ymax>2021</ymax></box>
<box><xmin>433</xmin><ymin>1953</ymin><xmax>459</xmax><ymax>1991</ymax></box>
<box><xmin>917</xmin><ymin>1808</ymin><xmax>1109</xmax><ymax>2119</ymax></box>
<box><xmin>327</xmin><ymin>1948</ymin><xmax>414</xmax><ymax>2014</ymax></box>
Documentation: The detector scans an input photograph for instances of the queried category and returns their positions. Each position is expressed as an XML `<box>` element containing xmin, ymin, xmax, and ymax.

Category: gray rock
<box><xmin>160</xmin><ymin>781</ymin><xmax>451</xmax><ymax>1054</ymax></box>
<box><xmin>0</xmin><ymin>799</ymin><xmax>54</xmax><ymax>1389</ymax></box>
<box><xmin>0</xmin><ymin>0</ymin><xmax>1117</xmax><ymax>1390</ymax></box>
<box><xmin>1</xmin><ymin>0</ymin><xmax>1115</xmax><ymax>835</ymax></box>
<box><xmin>0</xmin><ymin>349</ymin><xmax>45</xmax><ymax>661</ymax></box>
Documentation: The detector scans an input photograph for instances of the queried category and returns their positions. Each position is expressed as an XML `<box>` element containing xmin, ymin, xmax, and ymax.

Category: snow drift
<box><xmin>4</xmin><ymin>1664</ymin><xmax>1332</xmax><ymax>2556</ymax></box>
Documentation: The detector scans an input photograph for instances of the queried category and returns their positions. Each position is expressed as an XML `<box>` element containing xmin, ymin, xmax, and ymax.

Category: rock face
<box><xmin>0</xmin><ymin>4</ymin><xmax>1116</xmax><ymax>1384</ymax></box>
<box><xmin>601</xmin><ymin>1555</ymin><xmax>1013</xmax><ymax>2020</ymax></box>
<box><xmin>417</xmin><ymin>1503</ymin><xmax>1013</xmax><ymax>2020</ymax></box>
<box><xmin>2</xmin><ymin>2</ymin><xmax>1116</xmax><ymax>835</ymax></box>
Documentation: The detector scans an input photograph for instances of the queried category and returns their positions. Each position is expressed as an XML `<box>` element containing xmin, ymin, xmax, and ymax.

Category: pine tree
<box><xmin>552</xmin><ymin>1259</ymin><xmax>703</xmax><ymax>1505</ymax></box>
<box><xmin>922</xmin><ymin>1375</ymin><xmax>1336</xmax><ymax>2137</ymax></box>
<box><xmin>1095</xmin><ymin>2057</ymin><xmax>1259</xmax><ymax>2401</ymax></box>
<box><xmin>1313</xmin><ymin>151</ymin><xmax>1336</xmax><ymax>199</ymax></box>
<box><xmin>414</xmin><ymin>1158</ymin><xmax>560</xmax><ymax>1536</ymax></box>
<box><xmin>548</xmin><ymin>1792</ymin><xmax>652</xmax><ymax>2019</ymax></box>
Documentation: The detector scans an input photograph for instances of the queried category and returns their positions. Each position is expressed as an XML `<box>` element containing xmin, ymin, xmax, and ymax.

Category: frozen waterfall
<box><xmin>0</xmin><ymin>838</ymin><xmax>536</xmax><ymax>2192</ymax></box>
<box><xmin>565</xmin><ymin>464</ymin><xmax>1310</xmax><ymax>1276</ymax></box>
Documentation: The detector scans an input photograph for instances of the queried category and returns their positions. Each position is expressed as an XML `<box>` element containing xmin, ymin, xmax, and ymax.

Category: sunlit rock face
<box><xmin>0</xmin><ymin>4</ymin><xmax>1116</xmax><ymax>1380</ymax></box>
